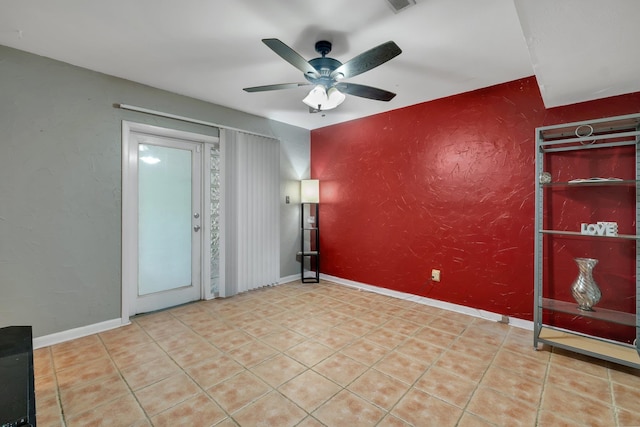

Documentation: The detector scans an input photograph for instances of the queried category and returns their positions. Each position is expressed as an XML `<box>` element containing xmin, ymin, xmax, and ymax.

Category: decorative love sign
<box><xmin>580</xmin><ymin>222</ymin><xmax>618</xmax><ymax>236</ymax></box>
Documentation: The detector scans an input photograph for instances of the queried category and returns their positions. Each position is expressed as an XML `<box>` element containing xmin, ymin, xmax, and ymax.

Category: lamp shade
<box><xmin>302</xmin><ymin>85</ymin><xmax>327</xmax><ymax>110</ymax></box>
<box><xmin>301</xmin><ymin>179</ymin><xmax>319</xmax><ymax>203</ymax></box>
<box><xmin>325</xmin><ymin>87</ymin><xmax>346</xmax><ymax>110</ymax></box>
<box><xmin>302</xmin><ymin>85</ymin><xmax>346</xmax><ymax>111</ymax></box>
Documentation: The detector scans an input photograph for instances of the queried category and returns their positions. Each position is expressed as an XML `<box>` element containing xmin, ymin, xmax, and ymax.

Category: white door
<box><xmin>122</xmin><ymin>122</ymin><xmax>213</xmax><ymax>317</ymax></box>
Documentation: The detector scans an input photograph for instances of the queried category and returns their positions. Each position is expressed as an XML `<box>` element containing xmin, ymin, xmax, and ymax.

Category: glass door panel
<box><xmin>131</xmin><ymin>132</ymin><xmax>201</xmax><ymax>314</ymax></box>
<box><xmin>138</xmin><ymin>144</ymin><xmax>192</xmax><ymax>295</ymax></box>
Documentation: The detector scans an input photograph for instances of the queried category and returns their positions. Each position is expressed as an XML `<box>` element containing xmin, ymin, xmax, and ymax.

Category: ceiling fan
<box><xmin>243</xmin><ymin>38</ymin><xmax>402</xmax><ymax>112</ymax></box>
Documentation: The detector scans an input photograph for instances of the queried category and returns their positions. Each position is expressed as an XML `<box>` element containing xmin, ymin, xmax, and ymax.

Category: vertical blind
<box><xmin>223</xmin><ymin>129</ymin><xmax>280</xmax><ymax>295</ymax></box>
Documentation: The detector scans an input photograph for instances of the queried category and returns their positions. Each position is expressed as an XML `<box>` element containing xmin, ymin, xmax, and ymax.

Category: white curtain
<box><xmin>222</xmin><ymin>129</ymin><xmax>280</xmax><ymax>296</ymax></box>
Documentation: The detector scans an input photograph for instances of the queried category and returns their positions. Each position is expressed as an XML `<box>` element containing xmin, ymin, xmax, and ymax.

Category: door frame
<box><xmin>121</xmin><ymin>121</ymin><xmax>219</xmax><ymax>322</ymax></box>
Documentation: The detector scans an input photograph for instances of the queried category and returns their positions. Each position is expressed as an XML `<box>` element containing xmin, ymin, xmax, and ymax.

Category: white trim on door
<box><xmin>121</xmin><ymin>121</ymin><xmax>219</xmax><ymax>323</ymax></box>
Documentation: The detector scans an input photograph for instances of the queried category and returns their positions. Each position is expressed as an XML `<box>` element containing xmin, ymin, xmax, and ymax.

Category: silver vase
<box><xmin>571</xmin><ymin>257</ymin><xmax>602</xmax><ymax>311</ymax></box>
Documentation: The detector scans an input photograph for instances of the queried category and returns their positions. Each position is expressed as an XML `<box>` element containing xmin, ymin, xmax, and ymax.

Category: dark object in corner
<box><xmin>0</xmin><ymin>326</ymin><xmax>36</xmax><ymax>427</ymax></box>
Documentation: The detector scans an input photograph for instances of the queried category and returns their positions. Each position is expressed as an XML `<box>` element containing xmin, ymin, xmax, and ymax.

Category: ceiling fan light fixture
<box><xmin>302</xmin><ymin>85</ymin><xmax>345</xmax><ymax>111</ymax></box>
<box><xmin>303</xmin><ymin>85</ymin><xmax>327</xmax><ymax>109</ymax></box>
<box><xmin>326</xmin><ymin>87</ymin><xmax>346</xmax><ymax>109</ymax></box>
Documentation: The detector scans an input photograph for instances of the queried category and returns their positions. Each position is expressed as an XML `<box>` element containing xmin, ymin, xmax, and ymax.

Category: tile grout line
<box><xmin>529</xmin><ymin>333</ymin><xmax>551</xmax><ymax>427</ymax></box>
<box><xmin>439</xmin><ymin>317</ymin><xmax>505</xmax><ymax>427</ymax></box>
<box><xmin>49</xmin><ymin>346</ymin><xmax>67</xmax><ymax>427</ymax></box>
<box><xmin>151</xmin><ymin>310</ymin><xmax>239</xmax><ymax>425</ymax></box>
<box><xmin>97</xmin><ymin>327</ymin><xmax>154</xmax><ymax>426</ymax></box>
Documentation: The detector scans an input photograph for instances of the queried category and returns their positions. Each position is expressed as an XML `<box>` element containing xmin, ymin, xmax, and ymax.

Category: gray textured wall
<box><xmin>0</xmin><ymin>45</ymin><xmax>309</xmax><ymax>337</ymax></box>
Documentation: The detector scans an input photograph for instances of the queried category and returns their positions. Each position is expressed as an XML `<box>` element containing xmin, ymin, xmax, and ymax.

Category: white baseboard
<box><xmin>506</xmin><ymin>316</ymin><xmax>533</xmax><ymax>330</ymax></box>
<box><xmin>33</xmin><ymin>318</ymin><xmax>129</xmax><ymax>349</ymax></box>
<box><xmin>321</xmin><ymin>273</ymin><xmax>533</xmax><ymax>331</ymax></box>
<box><xmin>33</xmin><ymin>276</ymin><xmax>534</xmax><ymax>350</ymax></box>
<box><xmin>279</xmin><ymin>274</ymin><xmax>301</xmax><ymax>285</ymax></box>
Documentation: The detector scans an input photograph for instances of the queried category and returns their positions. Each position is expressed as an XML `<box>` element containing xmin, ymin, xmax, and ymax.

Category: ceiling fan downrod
<box><xmin>315</xmin><ymin>40</ymin><xmax>332</xmax><ymax>57</ymax></box>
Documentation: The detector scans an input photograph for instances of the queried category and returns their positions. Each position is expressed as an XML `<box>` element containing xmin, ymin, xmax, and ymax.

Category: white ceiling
<box><xmin>1</xmin><ymin>0</ymin><xmax>638</xmax><ymax>130</ymax></box>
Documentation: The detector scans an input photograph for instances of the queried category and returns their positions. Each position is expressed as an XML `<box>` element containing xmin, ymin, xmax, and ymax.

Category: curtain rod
<box><xmin>115</xmin><ymin>103</ymin><xmax>279</xmax><ymax>140</ymax></box>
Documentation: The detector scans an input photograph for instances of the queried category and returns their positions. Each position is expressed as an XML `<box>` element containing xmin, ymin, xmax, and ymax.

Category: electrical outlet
<box><xmin>431</xmin><ymin>269</ymin><xmax>441</xmax><ymax>282</ymax></box>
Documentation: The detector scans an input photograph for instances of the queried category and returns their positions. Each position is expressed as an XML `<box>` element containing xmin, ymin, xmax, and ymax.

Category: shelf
<box><xmin>539</xmin><ymin>229</ymin><xmax>640</xmax><ymax>240</ymax></box>
<box><xmin>542</xmin><ymin>179</ymin><xmax>636</xmax><ymax>187</ymax></box>
<box><xmin>297</xmin><ymin>251</ymin><xmax>318</xmax><ymax>256</ymax></box>
<box><xmin>534</xmin><ymin>112</ymin><xmax>640</xmax><ymax>369</ymax></box>
<box><xmin>538</xmin><ymin>327</ymin><xmax>640</xmax><ymax>368</ymax></box>
<box><xmin>300</xmin><ymin>202</ymin><xmax>320</xmax><ymax>283</ymax></box>
<box><xmin>538</xmin><ymin>114</ymin><xmax>640</xmax><ymax>140</ymax></box>
<box><xmin>541</xmin><ymin>298</ymin><xmax>636</xmax><ymax>326</ymax></box>
<box><xmin>301</xmin><ymin>275</ymin><xmax>319</xmax><ymax>283</ymax></box>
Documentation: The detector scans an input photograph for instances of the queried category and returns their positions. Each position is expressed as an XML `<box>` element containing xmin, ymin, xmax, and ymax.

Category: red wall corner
<box><xmin>311</xmin><ymin>76</ymin><xmax>640</xmax><ymax>323</ymax></box>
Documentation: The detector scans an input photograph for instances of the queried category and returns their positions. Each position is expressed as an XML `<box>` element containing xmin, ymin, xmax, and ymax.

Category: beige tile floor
<box><xmin>34</xmin><ymin>280</ymin><xmax>640</xmax><ymax>426</ymax></box>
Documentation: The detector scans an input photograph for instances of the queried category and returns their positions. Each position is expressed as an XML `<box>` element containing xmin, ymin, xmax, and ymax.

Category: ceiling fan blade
<box><xmin>335</xmin><ymin>83</ymin><xmax>396</xmax><ymax>101</ymax></box>
<box><xmin>331</xmin><ymin>41</ymin><xmax>402</xmax><ymax>80</ymax></box>
<box><xmin>243</xmin><ymin>83</ymin><xmax>310</xmax><ymax>93</ymax></box>
<box><xmin>262</xmin><ymin>38</ymin><xmax>320</xmax><ymax>79</ymax></box>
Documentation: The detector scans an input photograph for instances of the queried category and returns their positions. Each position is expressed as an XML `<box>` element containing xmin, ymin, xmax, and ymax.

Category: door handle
<box><xmin>193</xmin><ymin>225</ymin><xmax>201</xmax><ymax>232</ymax></box>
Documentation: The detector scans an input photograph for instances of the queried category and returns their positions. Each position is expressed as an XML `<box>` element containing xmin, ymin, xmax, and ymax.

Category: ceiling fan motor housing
<box><xmin>306</xmin><ymin>57</ymin><xmax>343</xmax><ymax>87</ymax></box>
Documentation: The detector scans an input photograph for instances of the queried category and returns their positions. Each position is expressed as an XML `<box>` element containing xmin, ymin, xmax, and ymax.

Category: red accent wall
<box><xmin>311</xmin><ymin>76</ymin><xmax>640</xmax><ymax>327</ymax></box>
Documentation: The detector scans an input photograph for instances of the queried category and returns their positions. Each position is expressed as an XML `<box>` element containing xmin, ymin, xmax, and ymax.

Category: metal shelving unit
<box><xmin>534</xmin><ymin>112</ymin><xmax>640</xmax><ymax>368</ymax></box>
